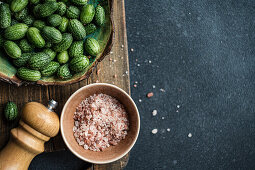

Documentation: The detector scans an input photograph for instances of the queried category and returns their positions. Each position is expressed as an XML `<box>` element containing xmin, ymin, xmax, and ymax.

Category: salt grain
<box><xmin>121</xmin><ymin>44</ymin><xmax>124</xmax><ymax>48</ymax></box>
<box><xmin>177</xmin><ymin>105</ymin><xmax>180</xmax><ymax>108</ymax></box>
<box><xmin>188</xmin><ymin>133</ymin><xmax>192</xmax><ymax>137</ymax></box>
<box><xmin>110</xmin><ymin>51</ymin><xmax>113</xmax><ymax>54</ymax></box>
<box><xmin>130</xmin><ymin>48</ymin><xmax>134</xmax><ymax>52</ymax></box>
<box><xmin>152</xmin><ymin>85</ymin><xmax>156</xmax><ymax>88</ymax></box>
<box><xmin>149</xmin><ymin>60</ymin><xmax>152</xmax><ymax>63</ymax></box>
<box><xmin>160</xmin><ymin>88</ymin><xmax>165</xmax><ymax>92</ymax></box>
<box><xmin>137</xmin><ymin>64</ymin><xmax>140</xmax><ymax>67</ymax></box>
<box><xmin>162</xmin><ymin>117</ymin><xmax>165</xmax><ymax>120</ymax></box>
<box><xmin>167</xmin><ymin>128</ymin><xmax>171</xmax><ymax>132</ymax></box>
<box><xmin>139</xmin><ymin>99</ymin><xmax>142</xmax><ymax>102</ymax></box>
<box><xmin>147</xmin><ymin>92</ymin><xmax>154</xmax><ymax>98</ymax></box>
<box><xmin>152</xmin><ymin>110</ymin><xmax>157</xmax><ymax>116</ymax></box>
<box><xmin>134</xmin><ymin>84</ymin><xmax>137</xmax><ymax>88</ymax></box>
<box><xmin>152</xmin><ymin>129</ymin><xmax>158</xmax><ymax>134</ymax></box>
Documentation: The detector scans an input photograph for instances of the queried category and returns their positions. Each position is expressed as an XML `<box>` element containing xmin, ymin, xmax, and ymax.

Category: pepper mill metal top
<box><xmin>47</xmin><ymin>99</ymin><xmax>58</xmax><ymax>111</ymax></box>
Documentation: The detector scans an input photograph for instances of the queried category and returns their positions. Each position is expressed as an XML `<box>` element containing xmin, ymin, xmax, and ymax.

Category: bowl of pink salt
<box><xmin>60</xmin><ymin>83</ymin><xmax>140</xmax><ymax>164</ymax></box>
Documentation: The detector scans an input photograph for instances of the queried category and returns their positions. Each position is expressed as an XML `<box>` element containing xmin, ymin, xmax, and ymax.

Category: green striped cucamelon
<box><xmin>19</xmin><ymin>39</ymin><xmax>34</xmax><ymax>52</ymax></box>
<box><xmin>41</xmin><ymin>61</ymin><xmax>60</xmax><ymax>77</ymax></box>
<box><xmin>68</xmin><ymin>19</ymin><xmax>86</xmax><ymax>40</ymax></box>
<box><xmin>69</xmin><ymin>41</ymin><xmax>83</xmax><ymax>58</ymax></box>
<box><xmin>42</xmin><ymin>26</ymin><xmax>62</xmax><ymax>43</ymax></box>
<box><xmin>4</xmin><ymin>41</ymin><xmax>21</xmax><ymax>59</ymax></box>
<box><xmin>53</xmin><ymin>33</ymin><xmax>73</xmax><ymax>52</ymax></box>
<box><xmin>66</xmin><ymin>6</ymin><xmax>80</xmax><ymax>19</ymax></box>
<box><xmin>84</xmin><ymin>37</ymin><xmax>100</xmax><ymax>56</ymax></box>
<box><xmin>70</xmin><ymin>55</ymin><xmax>89</xmax><ymax>73</ymax></box>
<box><xmin>56</xmin><ymin>2</ymin><xmax>66</xmax><ymax>16</ymax></box>
<box><xmin>43</xmin><ymin>48</ymin><xmax>56</xmax><ymax>60</ymax></box>
<box><xmin>57</xmin><ymin>51</ymin><xmax>69</xmax><ymax>64</ymax></box>
<box><xmin>10</xmin><ymin>0</ymin><xmax>28</xmax><ymax>12</ymax></box>
<box><xmin>23</xmin><ymin>15</ymin><xmax>35</xmax><ymax>26</ymax></box>
<box><xmin>14</xmin><ymin>7</ymin><xmax>28</xmax><ymax>21</ymax></box>
<box><xmin>80</xmin><ymin>4</ymin><xmax>95</xmax><ymax>24</ymax></box>
<box><xmin>85</xmin><ymin>23</ymin><xmax>97</xmax><ymax>35</ymax></box>
<box><xmin>0</xmin><ymin>3</ymin><xmax>11</xmax><ymax>29</ymax></box>
<box><xmin>27</xmin><ymin>27</ymin><xmax>45</xmax><ymax>48</ymax></box>
<box><xmin>17</xmin><ymin>67</ymin><xmax>41</xmax><ymax>81</ymax></box>
<box><xmin>28</xmin><ymin>52</ymin><xmax>51</xmax><ymax>70</ymax></box>
<box><xmin>38</xmin><ymin>1</ymin><xmax>59</xmax><ymax>18</ymax></box>
<box><xmin>4</xmin><ymin>102</ymin><xmax>18</xmax><ymax>121</ymax></box>
<box><xmin>4</xmin><ymin>23</ymin><xmax>28</xmax><ymax>40</ymax></box>
<box><xmin>13</xmin><ymin>52</ymin><xmax>33</xmax><ymax>67</ymax></box>
<box><xmin>58</xmin><ymin>17</ymin><xmax>68</xmax><ymax>33</ymax></box>
<box><xmin>57</xmin><ymin>64</ymin><xmax>72</xmax><ymax>79</ymax></box>
<box><xmin>94</xmin><ymin>5</ymin><xmax>105</xmax><ymax>26</ymax></box>
<box><xmin>47</xmin><ymin>14</ymin><xmax>62</xmax><ymax>27</ymax></box>
<box><xmin>33</xmin><ymin>20</ymin><xmax>46</xmax><ymax>30</ymax></box>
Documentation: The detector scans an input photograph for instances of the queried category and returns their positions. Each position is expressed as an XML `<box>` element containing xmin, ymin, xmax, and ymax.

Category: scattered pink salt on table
<box><xmin>73</xmin><ymin>93</ymin><xmax>129</xmax><ymax>152</ymax></box>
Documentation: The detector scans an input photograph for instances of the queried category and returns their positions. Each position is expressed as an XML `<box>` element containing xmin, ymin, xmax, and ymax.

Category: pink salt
<box><xmin>73</xmin><ymin>93</ymin><xmax>129</xmax><ymax>152</ymax></box>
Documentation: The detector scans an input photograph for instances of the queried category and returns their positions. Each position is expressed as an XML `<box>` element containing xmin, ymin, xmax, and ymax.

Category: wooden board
<box><xmin>0</xmin><ymin>0</ymin><xmax>130</xmax><ymax>169</ymax></box>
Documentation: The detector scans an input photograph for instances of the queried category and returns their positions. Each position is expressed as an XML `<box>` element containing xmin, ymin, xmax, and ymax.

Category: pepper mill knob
<box><xmin>0</xmin><ymin>100</ymin><xmax>60</xmax><ymax>170</ymax></box>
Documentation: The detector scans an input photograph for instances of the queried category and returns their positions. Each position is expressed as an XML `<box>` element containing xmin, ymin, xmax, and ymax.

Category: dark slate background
<box><xmin>29</xmin><ymin>0</ymin><xmax>255</xmax><ymax>169</ymax></box>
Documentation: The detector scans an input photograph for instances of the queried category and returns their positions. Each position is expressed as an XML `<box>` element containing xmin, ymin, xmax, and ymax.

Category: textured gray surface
<box><xmin>125</xmin><ymin>0</ymin><xmax>255</xmax><ymax>169</ymax></box>
<box><xmin>29</xmin><ymin>0</ymin><xmax>255</xmax><ymax>169</ymax></box>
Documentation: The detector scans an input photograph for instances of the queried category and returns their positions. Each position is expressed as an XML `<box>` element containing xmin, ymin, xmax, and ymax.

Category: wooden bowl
<box><xmin>60</xmin><ymin>83</ymin><xmax>140</xmax><ymax>164</ymax></box>
<box><xmin>0</xmin><ymin>0</ymin><xmax>114</xmax><ymax>86</ymax></box>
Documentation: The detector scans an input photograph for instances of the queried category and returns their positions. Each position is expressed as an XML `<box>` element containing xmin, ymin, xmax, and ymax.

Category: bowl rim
<box><xmin>60</xmin><ymin>83</ymin><xmax>140</xmax><ymax>164</ymax></box>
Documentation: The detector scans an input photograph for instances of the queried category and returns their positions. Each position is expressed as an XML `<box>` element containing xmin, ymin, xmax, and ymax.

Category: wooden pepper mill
<box><xmin>0</xmin><ymin>100</ymin><xmax>60</xmax><ymax>170</ymax></box>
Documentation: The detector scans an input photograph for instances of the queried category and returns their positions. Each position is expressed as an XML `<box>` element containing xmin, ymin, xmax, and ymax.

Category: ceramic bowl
<box><xmin>60</xmin><ymin>83</ymin><xmax>140</xmax><ymax>164</ymax></box>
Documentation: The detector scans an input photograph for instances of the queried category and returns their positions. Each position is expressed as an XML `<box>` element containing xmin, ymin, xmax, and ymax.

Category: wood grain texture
<box><xmin>0</xmin><ymin>0</ymin><xmax>130</xmax><ymax>169</ymax></box>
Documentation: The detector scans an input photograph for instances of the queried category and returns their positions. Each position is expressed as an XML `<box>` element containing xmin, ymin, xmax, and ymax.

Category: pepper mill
<box><xmin>0</xmin><ymin>100</ymin><xmax>59</xmax><ymax>170</ymax></box>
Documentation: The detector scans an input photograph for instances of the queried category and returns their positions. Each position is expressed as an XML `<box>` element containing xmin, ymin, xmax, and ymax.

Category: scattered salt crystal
<box><xmin>130</xmin><ymin>48</ymin><xmax>134</xmax><ymax>52</ymax></box>
<box><xmin>139</xmin><ymin>99</ymin><xmax>142</xmax><ymax>102</ymax></box>
<box><xmin>113</xmin><ymin>59</ymin><xmax>117</xmax><ymax>62</ymax></box>
<box><xmin>121</xmin><ymin>44</ymin><xmax>124</xmax><ymax>48</ymax></box>
<box><xmin>135</xmin><ymin>81</ymin><xmax>138</xmax><ymax>84</ymax></box>
<box><xmin>162</xmin><ymin>117</ymin><xmax>165</xmax><ymax>120</ymax></box>
<box><xmin>137</xmin><ymin>64</ymin><xmax>140</xmax><ymax>67</ymax></box>
<box><xmin>176</xmin><ymin>110</ymin><xmax>179</xmax><ymax>113</ymax></box>
<box><xmin>113</xmin><ymin>74</ymin><xmax>117</xmax><ymax>78</ymax></box>
<box><xmin>177</xmin><ymin>105</ymin><xmax>180</xmax><ymax>108</ymax></box>
<box><xmin>134</xmin><ymin>84</ymin><xmax>137</xmax><ymax>88</ymax></box>
<box><xmin>160</xmin><ymin>88</ymin><xmax>165</xmax><ymax>92</ymax></box>
<box><xmin>125</xmin><ymin>71</ymin><xmax>128</xmax><ymax>75</ymax></box>
<box><xmin>147</xmin><ymin>92</ymin><xmax>153</xmax><ymax>98</ymax></box>
<box><xmin>149</xmin><ymin>60</ymin><xmax>152</xmax><ymax>63</ymax></box>
<box><xmin>110</xmin><ymin>51</ymin><xmax>113</xmax><ymax>54</ymax></box>
<box><xmin>167</xmin><ymin>128</ymin><xmax>171</xmax><ymax>132</ymax></box>
<box><xmin>188</xmin><ymin>133</ymin><xmax>192</xmax><ymax>138</ymax></box>
<box><xmin>152</xmin><ymin>129</ymin><xmax>158</xmax><ymax>134</ymax></box>
<box><xmin>152</xmin><ymin>85</ymin><xmax>156</xmax><ymax>88</ymax></box>
<box><xmin>152</xmin><ymin>110</ymin><xmax>157</xmax><ymax>116</ymax></box>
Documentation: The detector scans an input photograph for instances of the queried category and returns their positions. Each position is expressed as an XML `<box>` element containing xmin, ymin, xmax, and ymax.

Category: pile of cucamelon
<box><xmin>0</xmin><ymin>0</ymin><xmax>105</xmax><ymax>81</ymax></box>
